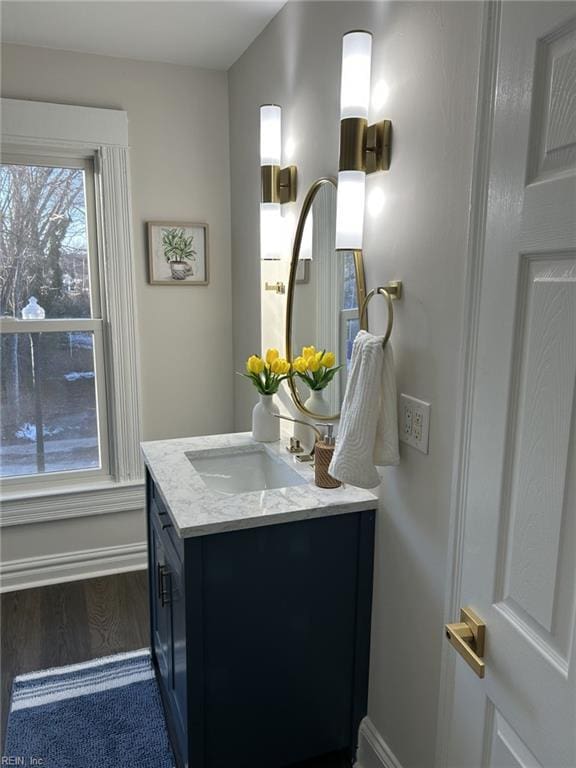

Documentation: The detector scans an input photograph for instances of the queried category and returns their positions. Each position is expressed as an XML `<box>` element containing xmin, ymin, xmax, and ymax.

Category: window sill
<box><xmin>0</xmin><ymin>480</ymin><xmax>145</xmax><ymax>527</ymax></box>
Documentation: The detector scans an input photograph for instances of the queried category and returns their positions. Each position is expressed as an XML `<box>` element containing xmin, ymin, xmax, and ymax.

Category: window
<box><xmin>339</xmin><ymin>251</ymin><xmax>360</xmax><ymax>392</ymax></box>
<box><xmin>1</xmin><ymin>99</ymin><xmax>142</xmax><ymax>520</ymax></box>
<box><xmin>0</xmin><ymin>157</ymin><xmax>109</xmax><ymax>484</ymax></box>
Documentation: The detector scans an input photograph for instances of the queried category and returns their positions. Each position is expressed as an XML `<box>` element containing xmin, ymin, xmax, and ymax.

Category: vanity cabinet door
<box><xmin>166</xmin><ymin>552</ymin><xmax>188</xmax><ymax>763</ymax></box>
<box><xmin>150</xmin><ymin>523</ymin><xmax>172</xmax><ymax>686</ymax></box>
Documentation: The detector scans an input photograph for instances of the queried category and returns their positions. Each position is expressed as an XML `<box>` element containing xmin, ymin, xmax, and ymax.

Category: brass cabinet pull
<box><xmin>158</xmin><ymin>564</ymin><xmax>172</xmax><ymax>607</ymax></box>
<box><xmin>157</xmin><ymin>562</ymin><xmax>163</xmax><ymax>600</ymax></box>
<box><xmin>445</xmin><ymin>606</ymin><xmax>486</xmax><ymax>679</ymax></box>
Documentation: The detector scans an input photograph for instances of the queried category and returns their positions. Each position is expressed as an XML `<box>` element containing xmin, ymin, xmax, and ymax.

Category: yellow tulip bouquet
<box><xmin>292</xmin><ymin>346</ymin><xmax>342</xmax><ymax>391</ymax></box>
<box><xmin>241</xmin><ymin>348</ymin><xmax>292</xmax><ymax>395</ymax></box>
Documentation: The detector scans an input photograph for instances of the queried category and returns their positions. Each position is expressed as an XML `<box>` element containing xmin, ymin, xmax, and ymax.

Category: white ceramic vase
<box><xmin>293</xmin><ymin>389</ymin><xmax>330</xmax><ymax>451</ymax></box>
<box><xmin>252</xmin><ymin>393</ymin><xmax>280</xmax><ymax>442</ymax></box>
<box><xmin>304</xmin><ymin>389</ymin><xmax>331</xmax><ymax>417</ymax></box>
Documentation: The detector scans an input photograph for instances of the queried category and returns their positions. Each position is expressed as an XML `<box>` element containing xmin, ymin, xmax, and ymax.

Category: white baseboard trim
<box><xmin>0</xmin><ymin>541</ymin><xmax>147</xmax><ymax>593</ymax></box>
<box><xmin>355</xmin><ymin>717</ymin><xmax>404</xmax><ymax>768</ymax></box>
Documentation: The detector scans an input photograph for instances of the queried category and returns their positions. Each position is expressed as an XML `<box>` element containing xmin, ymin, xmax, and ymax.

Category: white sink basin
<box><xmin>186</xmin><ymin>445</ymin><xmax>308</xmax><ymax>495</ymax></box>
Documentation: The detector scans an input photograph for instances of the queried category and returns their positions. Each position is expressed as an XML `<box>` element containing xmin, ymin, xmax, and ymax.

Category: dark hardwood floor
<box><xmin>1</xmin><ymin>571</ymin><xmax>350</xmax><ymax>767</ymax></box>
<box><xmin>1</xmin><ymin>571</ymin><xmax>149</xmax><ymax>745</ymax></box>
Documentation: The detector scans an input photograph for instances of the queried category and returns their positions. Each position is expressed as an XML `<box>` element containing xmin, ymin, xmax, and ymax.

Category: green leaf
<box><xmin>295</xmin><ymin>371</ymin><xmax>315</xmax><ymax>389</ymax></box>
<box><xmin>312</xmin><ymin>364</ymin><xmax>343</xmax><ymax>390</ymax></box>
<box><xmin>321</xmin><ymin>365</ymin><xmax>343</xmax><ymax>385</ymax></box>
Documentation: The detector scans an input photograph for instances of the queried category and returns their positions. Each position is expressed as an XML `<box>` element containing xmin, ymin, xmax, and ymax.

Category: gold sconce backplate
<box><xmin>366</xmin><ymin>120</ymin><xmax>392</xmax><ymax>173</ymax></box>
<box><xmin>279</xmin><ymin>166</ymin><xmax>297</xmax><ymax>203</ymax></box>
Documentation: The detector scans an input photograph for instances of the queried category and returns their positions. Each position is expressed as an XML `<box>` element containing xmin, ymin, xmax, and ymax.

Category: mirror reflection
<box><xmin>287</xmin><ymin>178</ymin><xmax>364</xmax><ymax>419</ymax></box>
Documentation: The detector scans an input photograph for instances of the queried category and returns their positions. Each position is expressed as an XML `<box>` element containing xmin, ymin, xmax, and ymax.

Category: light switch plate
<box><xmin>399</xmin><ymin>394</ymin><xmax>431</xmax><ymax>454</ymax></box>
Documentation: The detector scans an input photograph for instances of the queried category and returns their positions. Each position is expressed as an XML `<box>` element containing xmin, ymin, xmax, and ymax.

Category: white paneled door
<box><xmin>446</xmin><ymin>3</ymin><xmax>576</xmax><ymax>767</ymax></box>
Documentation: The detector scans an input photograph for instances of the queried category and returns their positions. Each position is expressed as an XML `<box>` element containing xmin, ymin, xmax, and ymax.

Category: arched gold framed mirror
<box><xmin>285</xmin><ymin>177</ymin><xmax>367</xmax><ymax>421</ymax></box>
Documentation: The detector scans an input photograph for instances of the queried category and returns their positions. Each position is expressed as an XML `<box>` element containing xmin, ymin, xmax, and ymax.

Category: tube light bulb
<box><xmin>340</xmin><ymin>31</ymin><xmax>372</xmax><ymax>120</ymax></box>
<box><xmin>335</xmin><ymin>171</ymin><xmax>366</xmax><ymax>250</ymax></box>
<box><xmin>300</xmin><ymin>209</ymin><xmax>313</xmax><ymax>260</ymax></box>
<box><xmin>260</xmin><ymin>105</ymin><xmax>281</xmax><ymax>166</ymax></box>
<box><xmin>260</xmin><ymin>202</ymin><xmax>283</xmax><ymax>260</ymax></box>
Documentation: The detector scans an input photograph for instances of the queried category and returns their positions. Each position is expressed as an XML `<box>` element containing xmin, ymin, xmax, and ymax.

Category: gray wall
<box><xmin>1</xmin><ymin>44</ymin><xmax>233</xmax><ymax>572</ymax></box>
<box><xmin>2</xmin><ymin>43</ymin><xmax>233</xmax><ymax>441</ymax></box>
<box><xmin>228</xmin><ymin>3</ymin><xmax>483</xmax><ymax>765</ymax></box>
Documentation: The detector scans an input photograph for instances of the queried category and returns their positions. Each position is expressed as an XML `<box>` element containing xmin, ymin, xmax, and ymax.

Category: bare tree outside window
<box><xmin>0</xmin><ymin>164</ymin><xmax>92</xmax><ymax>318</ymax></box>
<box><xmin>0</xmin><ymin>161</ymin><xmax>104</xmax><ymax>478</ymax></box>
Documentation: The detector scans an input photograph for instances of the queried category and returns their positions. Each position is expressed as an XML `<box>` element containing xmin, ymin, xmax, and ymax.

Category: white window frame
<box><xmin>1</xmin><ymin>154</ymin><xmax>111</xmax><ymax>490</ymax></box>
<box><xmin>1</xmin><ymin>99</ymin><xmax>144</xmax><ymax>525</ymax></box>
<box><xmin>339</xmin><ymin>308</ymin><xmax>359</xmax><ymax>395</ymax></box>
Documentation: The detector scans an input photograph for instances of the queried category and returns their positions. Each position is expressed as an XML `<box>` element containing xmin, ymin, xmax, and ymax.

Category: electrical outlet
<box><xmin>404</xmin><ymin>404</ymin><xmax>413</xmax><ymax>434</ymax></box>
<box><xmin>399</xmin><ymin>394</ymin><xmax>431</xmax><ymax>454</ymax></box>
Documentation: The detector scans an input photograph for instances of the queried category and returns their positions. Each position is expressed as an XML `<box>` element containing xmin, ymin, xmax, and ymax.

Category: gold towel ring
<box><xmin>360</xmin><ymin>287</ymin><xmax>394</xmax><ymax>347</ymax></box>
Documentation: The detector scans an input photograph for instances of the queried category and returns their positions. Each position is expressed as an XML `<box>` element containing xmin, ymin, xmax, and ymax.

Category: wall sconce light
<box><xmin>260</xmin><ymin>104</ymin><xmax>297</xmax><ymax>260</ymax></box>
<box><xmin>335</xmin><ymin>31</ymin><xmax>392</xmax><ymax>251</ymax></box>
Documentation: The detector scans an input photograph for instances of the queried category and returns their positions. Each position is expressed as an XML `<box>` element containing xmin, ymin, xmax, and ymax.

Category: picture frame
<box><xmin>147</xmin><ymin>221</ymin><xmax>209</xmax><ymax>285</ymax></box>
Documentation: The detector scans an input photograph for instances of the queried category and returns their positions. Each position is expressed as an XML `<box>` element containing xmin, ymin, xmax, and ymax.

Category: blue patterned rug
<box><xmin>3</xmin><ymin>649</ymin><xmax>175</xmax><ymax>768</ymax></box>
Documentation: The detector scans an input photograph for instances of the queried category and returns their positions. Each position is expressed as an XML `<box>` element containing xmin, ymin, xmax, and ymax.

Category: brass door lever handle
<box><xmin>445</xmin><ymin>606</ymin><xmax>486</xmax><ymax>679</ymax></box>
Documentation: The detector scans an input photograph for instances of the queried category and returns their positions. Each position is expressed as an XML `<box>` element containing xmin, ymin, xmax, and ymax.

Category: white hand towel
<box><xmin>329</xmin><ymin>330</ymin><xmax>400</xmax><ymax>489</ymax></box>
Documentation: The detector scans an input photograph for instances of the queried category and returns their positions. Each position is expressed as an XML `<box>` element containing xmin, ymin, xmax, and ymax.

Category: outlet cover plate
<box><xmin>399</xmin><ymin>394</ymin><xmax>430</xmax><ymax>454</ymax></box>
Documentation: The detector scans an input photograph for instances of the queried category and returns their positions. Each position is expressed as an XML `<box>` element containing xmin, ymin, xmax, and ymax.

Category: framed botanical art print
<box><xmin>147</xmin><ymin>221</ymin><xmax>209</xmax><ymax>285</ymax></box>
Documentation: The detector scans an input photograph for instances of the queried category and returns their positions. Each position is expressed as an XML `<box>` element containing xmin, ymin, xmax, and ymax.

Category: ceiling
<box><xmin>0</xmin><ymin>1</ymin><xmax>286</xmax><ymax>70</ymax></box>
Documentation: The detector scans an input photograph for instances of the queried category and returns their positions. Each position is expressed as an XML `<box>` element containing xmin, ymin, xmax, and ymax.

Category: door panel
<box><xmin>499</xmin><ymin>255</ymin><xmax>576</xmax><ymax>636</ymax></box>
<box><xmin>446</xmin><ymin>4</ymin><xmax>576</xmax><ymax>766</ymax></box>
<box><xmin>487</xmin><ymin>708</ymin><xmax>543</xmax><ymax>768</ymax></box>
<box><xmin>527</xmin><ymin>19</ymin><xmax>576</xmax><ymax>182</ymax></box>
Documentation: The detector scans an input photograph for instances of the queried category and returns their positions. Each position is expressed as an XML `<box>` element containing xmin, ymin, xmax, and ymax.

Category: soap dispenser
<box><xmin>314</xmin><ymin>424</ymin><xmax>341</xmax><ymax>489</ymax></box>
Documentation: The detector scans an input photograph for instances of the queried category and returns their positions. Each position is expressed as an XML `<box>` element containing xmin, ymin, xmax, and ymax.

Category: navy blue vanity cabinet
<box><xmin>146</xmin><ymin>469</ymin><xmax>376</xmax><ymax>768</ymax></box>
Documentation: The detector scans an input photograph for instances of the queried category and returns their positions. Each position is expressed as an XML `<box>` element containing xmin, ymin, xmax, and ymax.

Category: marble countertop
<box><xmin>141</xmin><ymin>432</ymin><xmax>378</xmax><ymax>538</ymax></box>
